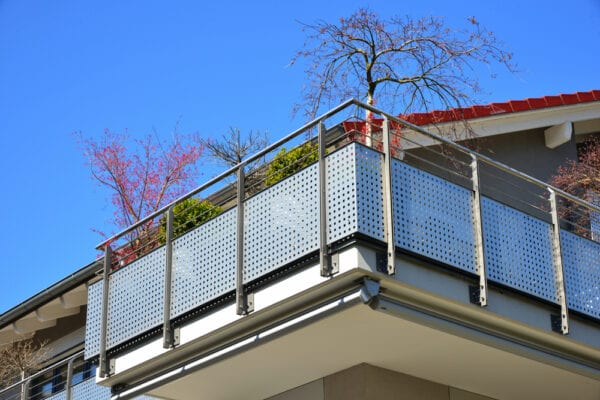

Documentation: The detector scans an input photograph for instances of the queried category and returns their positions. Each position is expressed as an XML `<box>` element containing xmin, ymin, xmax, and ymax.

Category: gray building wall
<box><xmin>462</xmin><ymin>127</ymin><xmax>578</xmax><ymax>183</ymax></box>
<box><xmin>267</xmin><ymin>364</ymin><xmax>496</xmax><ymax>400</ymax></box>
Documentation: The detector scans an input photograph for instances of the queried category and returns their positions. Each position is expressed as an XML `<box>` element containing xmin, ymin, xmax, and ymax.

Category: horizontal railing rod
<box><xmin>96</xmin><ymin>99</ymin><xmax>358</xmax><ymax>250</ymax></box>
<box><xmin>97</xmin><ymin>98</ymin><xmax>600</xmax><ymax>251</ymax></box>
<box><xmin>0</xmin><ymin>350</ymin><xmax>84</xmax><ymax>396</ymax></box>
<box><xmin>358</xmin><ymin>101</ymin><xmax>600</xmax><ymax>215</ymax></box>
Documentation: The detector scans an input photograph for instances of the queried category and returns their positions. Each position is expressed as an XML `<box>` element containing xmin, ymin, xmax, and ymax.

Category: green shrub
<box><xmin>158</xmin><ymin>198</ymin><xmax>223</xmax><ymax>243</ymax></box>
<box><xmin>265</xmin><ymin>143</ymin><xmax>319</xmax><ymax>186</ymax></box>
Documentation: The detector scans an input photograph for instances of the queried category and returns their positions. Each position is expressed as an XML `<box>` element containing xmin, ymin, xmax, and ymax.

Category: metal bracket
<box><xmin>469</xmin><ymin>285</ymin><xmax>484</xmax><ymax>306</ymax></box>
<box><xmin>164</xmin><ymin>325</ymin><xmax>181</xmax><ymax>348</ymax></box>
<box><xmin>237</xmin><ymin>292</ymin><xmax>254</xmax><ymax>315</ymax></box>
<box><xmin>471</xmin><ymin>155</ymin><xmax>488</xmax><ymax>307</ymax></box>
<box><xmin>550</xmin><ymin>314</ymin><xmax>564</xmax><ymax>334</ymax></box>
<box><xmin>548</xmin><ymin>189</ymin><xmax>569</xmax><ymax>335</ymax></box>
<box><xmin>330</xmin><ymin>253</ymin><xmax>340</xmax><ymax>276</ymax></box>
<box><xmin>173</xmin><ymin>327</ymin><xmax>181</xmax><ymax>347</ymax></box>
<box><xmin>360</xmin><ymin>278</ymin><xmax>381</xmax><ymax>306</ymax></box>
<box><xmin>381</xmin><ymin>117</ymin><xmax>396</xmax><ymax>276</ymax></box>
<box><xmin>376</xmin><ymin>252</ymin><xmax>388</xmax><ymax>274</ymax></box>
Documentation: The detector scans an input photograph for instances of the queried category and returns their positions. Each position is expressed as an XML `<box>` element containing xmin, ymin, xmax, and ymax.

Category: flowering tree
<box><xmin>293</xmin><ymin>8</ymin><xmax>515</xmax><ymax>119</ymax></box>
<box><xmin>549</xmin><ymin>137</ymin><xmax>600</xmax><ymax>239</ymax></box>
<box><xmin>77</xmin><ymin>129</ymin><xmax>203</xmax><ymax>247</ymax></box>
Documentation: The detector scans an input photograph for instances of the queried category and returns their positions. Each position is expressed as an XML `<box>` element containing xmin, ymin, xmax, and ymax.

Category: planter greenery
<box><xmin>158</xmin><ymin>198</ymin><xmax>223</xmax><ymax>243</ymax></box>
<box><xmin>265</xmin><ymin>143</ymin><xmax>319</xmax><ymax>186</ymax></box>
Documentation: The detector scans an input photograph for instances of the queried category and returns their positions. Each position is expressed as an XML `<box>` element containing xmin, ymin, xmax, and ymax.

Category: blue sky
<box><xmin>0</xmin><ymin>0</ymin><xmax>599</xmax><ymax>313</ymax></box>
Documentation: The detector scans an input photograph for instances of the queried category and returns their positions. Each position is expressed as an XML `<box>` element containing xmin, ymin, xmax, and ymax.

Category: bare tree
<box><xmin>0</xmin><ymin>340</ymin><xmax>49</xmax><ymax>386</ymax></box>
<box><xmin>200</xmin><ymin>128</ymin><xmax>268</xmax><ymax>168</ymax></box>
<box><xmin>200</xmin><ymin>128</ymin><xmax>269</xmax><ymax>193</ymax></box>
<box><xmin>549</xmin><ymin>137</ymin><xmax>600</xmax><ymax>239</ymax></box>
<box><xmin>293</xmin><ymin>8</ymin><xmax>515</xmax><ymax>119</ymax></box>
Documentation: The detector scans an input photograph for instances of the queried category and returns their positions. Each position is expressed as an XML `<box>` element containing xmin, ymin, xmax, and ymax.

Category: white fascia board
<box><xmin>103</xmin><ymin>246</ymin><xmax>363</xmax><ymax>380</ymax></box>
<box><xmin>402</xmin><ymin>102</ymin><xmax>600</xmax><ymax>142</ymax></box>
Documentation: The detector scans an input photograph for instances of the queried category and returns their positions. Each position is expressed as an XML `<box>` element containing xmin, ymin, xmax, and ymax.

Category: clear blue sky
<box><xmin>0</xmin><ymin>0</ymin><xmax>599</xmax><ymax>313</ymax></box>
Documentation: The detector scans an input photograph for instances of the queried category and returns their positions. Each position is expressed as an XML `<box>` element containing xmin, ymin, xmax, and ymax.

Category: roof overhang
<box><xmin>0</xmin><ymin>284</ymin><xmax>88</xmax><ymax>345</ymax></box>
<box><xmin>0</xmin><ymin>260</ymin><xmax>102</xmax><ymax>346</ymax></box>
<box><xmin>399</xmin><ymin>101</ymin><xmax>600</xmax><ymax>149</ymax></box>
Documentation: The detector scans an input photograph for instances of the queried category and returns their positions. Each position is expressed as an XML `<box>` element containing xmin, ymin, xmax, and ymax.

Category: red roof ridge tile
<box><xmin>399</xmin><ymin>89</ymin><xmax>600</xmax><ymax>125</ymax></box>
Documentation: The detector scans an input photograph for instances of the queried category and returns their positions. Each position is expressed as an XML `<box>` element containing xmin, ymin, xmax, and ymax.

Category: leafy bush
<box><xmin>159</xmin><ymin>198</ymin><xmax>223</xmax><ymax>243</ymax></box>
<box><xmin>265</xmin><ymin>143</ymin><xmax>319</xmax><ymax>186</ymax></box>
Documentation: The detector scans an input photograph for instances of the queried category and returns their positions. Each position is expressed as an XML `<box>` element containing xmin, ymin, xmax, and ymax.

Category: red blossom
<box><xmin>76</xmin><ymin>129</ymin><xmax>203</xmax><ymax>240</ymax></box>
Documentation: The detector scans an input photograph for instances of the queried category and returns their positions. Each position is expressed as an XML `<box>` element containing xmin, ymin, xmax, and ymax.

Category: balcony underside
<box><xmin>100</xmin><ymin>253</ymin><xmax>600</xmax><ymax>400</ymax></box>
<box><xmin>136</xmin><ymin>282</ymin><xmax>600</xmax><ymax>400</ymax></box>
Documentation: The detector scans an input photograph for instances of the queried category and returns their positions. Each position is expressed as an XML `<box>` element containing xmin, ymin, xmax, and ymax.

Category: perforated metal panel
<box><xmin>71</xmin><ymin>379</ymin><xmax>111</xmax><ymax>399</ymax></box>
<box><xmin>243</xmin><ymin>164</ymin><xmax>320</xmax><ymax>283</ymax></box>
<box><xmin>355</xmin><ymin>145</ymin><xmax>385</xmax><ymax>241</ymax></box>
<box><xmin>327</xmin><ymin>145</ymin><xmax>358</xmax><ymax>243</ymax></box>
<box><xmin>171</xmin><ymin>208</ymin><xmax>237</xmax><ymax>318</ymax></box>
<box><xmin>393</xmin><ymin>159</ymin><xmax>477</xmax><ymax>273</ymax></box>
<box><xmin>482</xmin><ymin>197</ymin><xmax>558</xmax><ymax>303</ymax></box>
<box><xmin>106</xmin><ymin>247</ymin><xmax>166</xmax><ymax>350</ymax></box>
<box><xmin>46</xmin><ymin>391</ymin><xmax>67</xmax><ymax>400</ymax></box>
<box><xmin>561</xmin><ymin>230</ymin><xmax>600</xmax><ymax>318</ymax></box>
<box><xmin>84</xmin><ymin>281</ymin><xmax>103</xmax><ymax>359</ymax></box>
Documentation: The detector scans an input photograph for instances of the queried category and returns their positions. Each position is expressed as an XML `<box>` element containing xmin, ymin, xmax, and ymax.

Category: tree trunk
<box><xmin>365</xmin><ymin>93</ymin><xmax>374</xmax><ymax>147</ymax></box>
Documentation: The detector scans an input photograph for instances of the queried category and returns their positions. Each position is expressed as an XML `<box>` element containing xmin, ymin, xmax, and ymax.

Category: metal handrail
<box><xmin>95</xmin><ymin>98</ymin><xmax>357</xmax><ymax>250</ymax></box>
<box><xmin>96</xmin><ymin>98</ymin><xmax>600</xmax><ymax>251</ymax></box>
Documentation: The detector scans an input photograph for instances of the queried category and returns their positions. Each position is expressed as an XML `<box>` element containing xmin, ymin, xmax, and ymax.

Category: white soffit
<box><xmin>0</xmin><ymin>284</ymin><xmax>87</xmax><ymax>345</ymax></box>
<box><xmin>147</xmin><ymin>304</ymin><xmax>600</xmax><ymax>400</ymax></box>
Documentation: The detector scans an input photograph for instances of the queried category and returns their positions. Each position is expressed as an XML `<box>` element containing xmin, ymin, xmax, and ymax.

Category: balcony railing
<box><xmin>84</xmin><ymin>100</ymin><xmax>600</xmax><ymax>378</ymax></box>
<box><xmin>0</xmin><ymin>351</ymin><xmax>109</xmax><ymax>400</ymax></box>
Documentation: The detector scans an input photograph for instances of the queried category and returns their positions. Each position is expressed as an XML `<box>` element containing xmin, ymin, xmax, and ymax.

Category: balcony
<box><xmin>0</xmin><ymin>351</ymin><xmax>114</xmax><ymax>400</ymax></box>
<box><xmin>84</xmin><ymin>100</ymin><xmax>600</xmax><ymax>399</ymax></box>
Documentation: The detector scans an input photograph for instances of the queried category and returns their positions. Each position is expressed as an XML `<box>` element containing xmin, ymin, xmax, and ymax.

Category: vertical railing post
<box><xmin>381</xmin><ymin>117</ymin><xmax>395</xmax><ymax>275</ymax></box>
<box><xmin>470</xmin><ymin>154</ymin><xmax>488</xmax><ymax>307</ymax></box>
<box><xmin>20</xmin><ymin>372</ymin><xmax>29</xmax><ymax>400</ymax></box>
<box><xmin>549</xmin><ymin>188</ymin><xmax>569</xmax><ymax>335</ymax></box>
<box><xmin>163</xmin><ymin>206</ymin><xmax>176</xmax><ymax>348</ymax></box>
<box><xmin>236</xmin><ymin>164</ymin><xmax>253</xmax><ymax>315</ymax></box>
<box><xmin>65</xmin><ymin>358</ymin><xmax>74</xmax><ymax>400</ymax></box>
<box><xmin>318</xmin><ymin>121</ymin><xmax>335</xmax><ymax>277</ymax></box>
<box><xmin>99</xmin><ymin>245</ymin><xmax>112</xmax><ymax>377</ymax></box>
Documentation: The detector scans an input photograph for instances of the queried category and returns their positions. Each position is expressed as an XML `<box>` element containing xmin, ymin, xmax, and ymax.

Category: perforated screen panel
<box><xmin>481</xmin><ymin>197</ymin><xmax>558</xmax><ymax>303</ymax></box>
<box><xmin>561</xmin><ymin>230</ymin><xmax>600</xmax><ymax>318</ymax></box>
<box><xmin>243</xmin><ymin>164</ymin><xmax>320</xmax><ymax>283</ymax></box>
<box><xmin>327</xmin><ymin>145</ymin><xmax>358</xmax><ymax>243</ymax></box>
<box><xmin>84</xmin><ymin>281</ymin><xmax>102</xmax><ymax>359</ymax></box>
<box><xmin>46</xmin><ymin>391</ymin><xmax>67</xmax><ymax>400</ymax></box>
<box><xmin>106</xmin><ymin>247</ymin><xmax>166</xmax><ymax>350</ymax></box>
<box><xmin>71</xmin><ymin>379</ymin><xmax>111</xmax><ymax>399</ymax></box>
<box><xmin>392</xmin><ymin>159</ymin><xmax>477</xmax><ymax>273</ymax></box>
<box><xmin>171</xmin><ymin>208</ymin><xmax>237</xmax><ymax>318</ymax></box>
<box><xmin>355</xmin><ymin>145</ymin><xmax>385</xmax><ymax>241</ymax></box>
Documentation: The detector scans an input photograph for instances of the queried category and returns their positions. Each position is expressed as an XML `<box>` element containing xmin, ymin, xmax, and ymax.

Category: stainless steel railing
<box><xmin>0</xmin><ymin>351</ymin><xmax>99</xmax><ymax>400</ymax></box>
<box><xmin>91</xmin><ymin>99</ymin><xmax>600</xmax><ymax>376</ymax></box>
